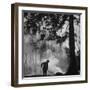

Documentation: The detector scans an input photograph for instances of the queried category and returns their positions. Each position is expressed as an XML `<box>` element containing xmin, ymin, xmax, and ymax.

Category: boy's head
<box><xmin>47</xmin><ymin>60</ymin><xmax>49</xmax><ymax>63</ymax></box>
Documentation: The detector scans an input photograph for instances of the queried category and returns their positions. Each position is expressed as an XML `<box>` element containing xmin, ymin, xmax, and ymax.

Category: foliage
<box><xmin>23</xmin><ymin>11</ymin><xmax>80</xmax><ymax>56</ymax></box>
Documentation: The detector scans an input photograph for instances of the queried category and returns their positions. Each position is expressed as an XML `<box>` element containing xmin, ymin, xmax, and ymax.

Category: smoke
<box><xmin>41</xmin><ymin>40</ymin><xmax>70</xmax><ymax>75</ymax></box>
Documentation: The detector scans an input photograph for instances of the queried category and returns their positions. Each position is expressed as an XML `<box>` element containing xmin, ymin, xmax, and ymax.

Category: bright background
<box><xmin>0</xmin><ymin>0</ymin><xmax>89</xmax><ymax>90</ymax></box>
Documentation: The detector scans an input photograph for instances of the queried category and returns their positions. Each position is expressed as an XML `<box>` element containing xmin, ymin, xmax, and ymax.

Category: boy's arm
<box><xmin>41</xmin><ymin>63</ymin><xmax>43</xmax><ymax>68</ymax></box>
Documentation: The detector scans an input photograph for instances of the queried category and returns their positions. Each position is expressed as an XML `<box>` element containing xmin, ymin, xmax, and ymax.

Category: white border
<box><xmin>18</xmin><ymin>6</ymin><xmax>86</xmax><ymax>84</ymax></box>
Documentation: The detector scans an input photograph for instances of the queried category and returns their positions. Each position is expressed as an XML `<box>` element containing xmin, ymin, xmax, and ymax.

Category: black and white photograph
<box><xmin>23</xmin><ymin>11</ymin><xmax>81</xmax><ymax>77</ymax></box>
<box><xmin>11</xmin><ymin>3</ymin><xmax>87</xmax><ymax>87</ymax></box>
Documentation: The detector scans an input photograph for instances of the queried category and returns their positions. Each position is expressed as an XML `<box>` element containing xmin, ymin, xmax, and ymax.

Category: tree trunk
<box><xmin>66</xmin><ymin>15</ymin><xmax>78</xmax><ymax>75</ymax></box>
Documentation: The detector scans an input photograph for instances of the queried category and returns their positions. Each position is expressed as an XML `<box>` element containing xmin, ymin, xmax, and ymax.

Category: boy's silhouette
<box><xmin>41</xmin><ymin>60</ymin><xmax>49</xmax><ymax>76</ymax></box>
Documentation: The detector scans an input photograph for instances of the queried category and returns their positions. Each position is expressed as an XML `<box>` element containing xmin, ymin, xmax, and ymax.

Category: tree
<box><xmin>66</xmin><ymin>15</ymin><xmax>78</xmax><ymax>75</ymax></box>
